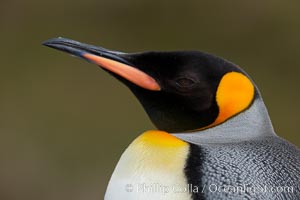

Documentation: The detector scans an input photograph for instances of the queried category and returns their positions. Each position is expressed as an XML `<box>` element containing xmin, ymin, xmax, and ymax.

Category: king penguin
<box><xmin>43</xmin><ymin>38</ymin><xmax>300</xmax><ymax>200</ymax></box>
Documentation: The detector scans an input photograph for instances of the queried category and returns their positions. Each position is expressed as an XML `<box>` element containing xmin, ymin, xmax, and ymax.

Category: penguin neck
<box><xmin>173</xmin><ymin>96</ymin><xmax>276</xmax><ymax>144</ymax></box>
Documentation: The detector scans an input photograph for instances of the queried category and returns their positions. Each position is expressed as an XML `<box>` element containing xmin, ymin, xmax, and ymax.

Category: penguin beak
<box><xmin>43</xmin><ymin>37</ymin><xmax>161</xmax><ymax>91</ymax></box>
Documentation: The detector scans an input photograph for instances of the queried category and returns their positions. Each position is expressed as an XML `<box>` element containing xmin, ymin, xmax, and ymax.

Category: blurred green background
<box><xmin>1</xmin><ymin>0</ymin><xmax>299</xmax><ymax>199</ymax></box>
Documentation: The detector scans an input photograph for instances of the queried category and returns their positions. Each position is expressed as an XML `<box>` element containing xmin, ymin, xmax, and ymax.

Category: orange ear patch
<box><xmin>210</xmin><ymin>72</ymin><xmax>255</xmax><ymax>127</ymax></box>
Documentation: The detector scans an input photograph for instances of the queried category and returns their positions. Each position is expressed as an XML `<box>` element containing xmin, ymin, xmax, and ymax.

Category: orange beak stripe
<box><xmin>83</xmin><ymin>53</ymin><xmax>161</xmax><ymax>91</ymax></box>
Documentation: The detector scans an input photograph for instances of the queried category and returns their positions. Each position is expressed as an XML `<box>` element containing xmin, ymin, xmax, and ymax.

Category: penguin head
<box><xmin>43</xmin><ymin>38</ymin><xmax>255</xmax><ymax>133</ymax></box>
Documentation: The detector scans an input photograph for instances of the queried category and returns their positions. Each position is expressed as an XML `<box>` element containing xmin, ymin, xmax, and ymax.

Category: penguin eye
<box><xmin>175</xmin><ymin>77</ymin><xmax>196</xmax><ymax>88</ymax></box>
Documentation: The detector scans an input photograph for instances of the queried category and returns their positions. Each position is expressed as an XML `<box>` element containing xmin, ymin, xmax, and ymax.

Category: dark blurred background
<box><xmin>0</xmin><ymin>0</ymin><xmax>299</xmax><ymax>199</ymax></box>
